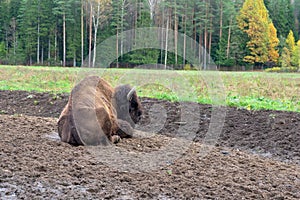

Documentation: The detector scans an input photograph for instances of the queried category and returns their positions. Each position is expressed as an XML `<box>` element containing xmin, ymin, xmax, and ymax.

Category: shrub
<box><xmin>183</xmin><ymin>64</ymin><xmax>192</xmax><ymax>70</ymax></box>
<box><xmin>265</xmin><ymin>66</ymin><xmax>298</xmax><ymax>73</ymax></box>
<box><xmin>265</xmin><ymin>67</ymin><xmax>281</xmax><ymax>72</ymax></box>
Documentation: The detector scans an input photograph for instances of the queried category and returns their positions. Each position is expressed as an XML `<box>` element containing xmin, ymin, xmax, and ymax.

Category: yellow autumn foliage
<box><xmin>237</xmin><ymin>0</ymin><xmax>279</xmax><ymax>64</ymax></box>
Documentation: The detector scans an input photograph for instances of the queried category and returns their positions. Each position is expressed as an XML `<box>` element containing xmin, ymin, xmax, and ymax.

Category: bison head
<box><xmin>113</xmin><ymin>84</ymin><xmax>142</xmax><ymax>127</ymax></box>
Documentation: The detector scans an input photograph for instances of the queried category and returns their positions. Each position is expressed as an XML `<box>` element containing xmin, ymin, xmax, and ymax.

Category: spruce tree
<box><xmin>18</xmin><ymin>0</ymin><xmax>39</xmax><ymax>65</ymax></box>
<box><xmin>265</xmin><ymin>0</ymin><xmax>295</xmax><ymax>38</ymax></box>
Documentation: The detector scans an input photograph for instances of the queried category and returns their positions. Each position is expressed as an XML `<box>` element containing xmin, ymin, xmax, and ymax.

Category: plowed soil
<box><xmin>0</xmin><ymin>90</ymin><xmax>299</xmax><ymax>199</ymax></box>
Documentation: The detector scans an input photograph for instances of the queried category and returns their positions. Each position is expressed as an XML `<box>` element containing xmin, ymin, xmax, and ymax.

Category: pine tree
<box><xmin>216</xmin><ymin>0</ymin><xmax>247</xmax><ymax>67</ymax></box>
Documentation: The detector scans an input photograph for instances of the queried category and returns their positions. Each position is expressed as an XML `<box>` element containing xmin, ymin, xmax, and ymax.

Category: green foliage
<box><xmin>18</xmin><ymin>0</ymin><xmax>38</xmax><ymax>63</ymax></box>
<box><xmin>226</xmin><ymin>95</ymin><xmax>299</xmax><ymax>112</ymax></box>
<box><xmin>122</xmin><ymin>49</ymin><xmax>160</xmax><ymax>65</ymax></box>
<box><xmin>216</xmin><ymin>36</ymin><xmax>235</xmax><ymax>67</ymax></box>
<box><xmin>0</xmin><ymin>42</ymin><xmax>6</xmax><ymax>60</ymax></box>
<box><xmin>265</xmin><ymin>0</ymin><xmax>295</xmax><ymax>38</ymax></box>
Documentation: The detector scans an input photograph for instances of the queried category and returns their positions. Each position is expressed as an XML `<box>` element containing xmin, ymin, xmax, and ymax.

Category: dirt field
<box><xmin>0</xmin><ymin>90</ymin><xmax>299</xmax><ymax>199</ymax></box>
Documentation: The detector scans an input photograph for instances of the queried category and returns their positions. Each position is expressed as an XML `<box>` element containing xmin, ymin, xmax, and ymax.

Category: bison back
<box><xmin>57</xmin><ymin>76</ymin><xmax>119</xmax><ymax>146</ymax></box>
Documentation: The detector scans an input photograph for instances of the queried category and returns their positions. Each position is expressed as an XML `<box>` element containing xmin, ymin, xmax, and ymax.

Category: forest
<box><xmin>0</xmin><ymin>0</ymin><xmax>299</xmax><ymax>70</ymax></box>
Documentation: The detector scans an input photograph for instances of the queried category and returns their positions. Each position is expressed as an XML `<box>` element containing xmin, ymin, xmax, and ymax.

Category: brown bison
<box><xmin>57</xmin><ymin>76</ymin><xmax>142</xmax><ymax>146</ymax></box>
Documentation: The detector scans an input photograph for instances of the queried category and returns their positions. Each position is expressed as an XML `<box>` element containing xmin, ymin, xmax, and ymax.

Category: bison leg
<box><xmin>116</xmin><ymin>119</ymin><xmax>134</xmax><ymax>138</ymax></box>
<box><xmin>57</xmin><ymin>115</ymin><xmax>71</xmax><ymax>143</ymax></box>
<box><xmin>111</xmin><ymin>135</ymin><xmax>121</xmax><ymax>143</ymax></box>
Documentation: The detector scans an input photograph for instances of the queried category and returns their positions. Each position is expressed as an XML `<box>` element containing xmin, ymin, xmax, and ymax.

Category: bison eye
<box><xmin>131</xmin><ymin>101</ymin><xmax>138</xmax><ymax>107</ymax></box>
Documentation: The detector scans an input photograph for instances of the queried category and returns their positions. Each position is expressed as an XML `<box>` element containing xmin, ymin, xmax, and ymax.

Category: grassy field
<box><xmin>0</xmin><ymin>65</ymin><xmax>299</xmax><ymax>112</ymax></box>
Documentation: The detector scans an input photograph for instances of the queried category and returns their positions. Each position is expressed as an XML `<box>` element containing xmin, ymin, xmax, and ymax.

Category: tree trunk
<box><xmin>198</xmin><ymin>31</ymin><xmax>201</xmax><ymax>67</ymax></box>
<box><xmin>160</xmin><ymin>5</ymin><xmax>165</xmax><ymax>64</ymax></box>
<box><xmin>199</xmin><ymin>25</ymin><xmax>202</xmax><ymax>67</ymax></box>
<box><xmin>37</xmin><ymin>1</ymin><xmax>40</xmax><ymax>64</ymax></box>
<box><xmin>37</xmin><ymin>21</ymin><xmax>40</xmax><ymax>64</ymax></box>
<box><xmin>5</xmin><ymin>27</ymin><xmax>8</xmax><ymax>60</ymax></box>
<box><xmin>193</xmin><ymin>11</ymin><xmax>197</xmax><ymax>57</ymax></box>
<box><xmin>41</xmin><ymin>46</ymin><xmax>44</xmax><ymax>65</ymax></box>
<box><xmin>120</xmin><ymin>0</ymin><xmax>125</xmax><ymax>59</ymax></box>
<box><xmin>116</xmin><ymin>28</ymin><xmax>119</xmax><ymax>68</ymax></box>
<box><xmin>219</xmin><ymin>0</ymin><xmax>223</xmax><ymax>40</ymax></box>
<box><xmin>174</xmin><ymin>7</ymin><xmax>178</xmax><ymax>65</ymax></box>
<box><xmin>73</xmin><ymin>51</ymin><xmax>76</xmax><ymax>67</ymax></box>
<box><xmin>183</xmin><ymin>19</ymin><xmax>186</xmax><ymax>67</ymax></box>
<box><xmin>92</xmin><ymin>3</ymin><xmax>101</xmax><ymax>68</ymax></box>
<box><xmin>48</xmin><ymin>38</ymin><xmax>51</xmax><ymax>66</ymax></box>
<box><xmin>81</xmin><ymin>0</ymin><xmax>84</xmax><ymax>67</ymax></box>
<box><xmin>63</xmin><ymin>13</ymin><xmax>66</xmax><ymax>67</ymax></box>
<box><xmin>88</xmin><ymin>2</ymin><xmax>92</xmax><ymax>68</ymax></box>
<box><xmin>12</xmin><ymin>18</ymin><xmax>16</xmax><ymax>63</ymax></box>
<box><xmin>164</xmin><ymin>10</ymin><xmax>169</xmax><ymax>70</ymax></box>
<box><xmin>203</xmin><ymin>1</ymin><xmax>208</xmax><ymax>70</ymax></box>
<box><xmin>204</xmin><ymin>26</ymin><xmax>207</xmax><ymax>70</ymax></box>
<box><xmin>92</xmin><ymin>27</ymin><xmax>98</xmax><ymax>68</ymax></box>
<box><xmin>55</xmin><ymin>29</ymin><xmax>57</xmax><ymax>62</ymax></box>
<box><xmin>227</xmin><ymin>16</ymin><xmax>233</xmax><ymax>58</ymax></box>
<box><xmin>209</xmin><ymin>13</ymin><xmax>212</xmax><ymax>64</ymax></box>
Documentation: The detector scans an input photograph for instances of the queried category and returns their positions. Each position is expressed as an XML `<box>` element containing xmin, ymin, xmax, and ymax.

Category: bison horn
<box><xmin>127</xmin><ymin>87</ymin><xmax>136</xmax><ymax>101</ymax></box>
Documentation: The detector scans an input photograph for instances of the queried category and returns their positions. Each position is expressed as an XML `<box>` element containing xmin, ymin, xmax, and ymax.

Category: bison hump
<box><xmin>71</xmin><ymin>76</ymin><xmax>114</xmax><ymax>146</ymax></box>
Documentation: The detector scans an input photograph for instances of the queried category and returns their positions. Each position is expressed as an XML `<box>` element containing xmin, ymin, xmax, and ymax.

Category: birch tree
<box><xmin>53</xmin><ymin>0</ymin><xmax>72</xmax><ymax>66</ymax></box>
<box><xmin>89</xmin><ymin>0</ymin><xmax>112</xmax><ymax>68</ymax></box>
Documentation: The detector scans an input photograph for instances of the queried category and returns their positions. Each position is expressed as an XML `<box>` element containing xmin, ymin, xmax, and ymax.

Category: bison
<box><xmin>57</xmin><ymin>76</ymin><xmax>142</xmax><ymax>146</ymax></box>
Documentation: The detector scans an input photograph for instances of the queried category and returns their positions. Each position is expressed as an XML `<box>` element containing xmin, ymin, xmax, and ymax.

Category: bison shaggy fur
<box><xmin>57</xmin><ymin>76</ymin><xmax>142</xmax><ymax>146</ymax></box>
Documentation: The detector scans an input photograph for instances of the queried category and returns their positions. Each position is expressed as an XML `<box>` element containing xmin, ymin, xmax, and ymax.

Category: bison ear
<box><xmin>127</xmin><ymin>87</ymin><xmax>136</xmax><ymax>101</ymax></box>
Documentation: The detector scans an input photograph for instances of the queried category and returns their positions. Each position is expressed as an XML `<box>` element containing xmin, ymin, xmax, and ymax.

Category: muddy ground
<box><xmin>0</xmin><ymin>90</ymin><xmax>299</xmax><ymax>199</ymax></box>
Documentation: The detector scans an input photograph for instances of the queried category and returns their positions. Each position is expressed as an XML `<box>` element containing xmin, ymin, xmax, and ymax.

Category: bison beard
<box><xmin>57</xmin><ymin>76</ymin><xmax>142</xmax><ymax>146</ymax></box>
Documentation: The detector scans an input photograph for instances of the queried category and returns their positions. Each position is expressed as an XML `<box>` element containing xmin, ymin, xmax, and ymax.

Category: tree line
<box><xmin>0</xmin><ymin>0</ymin><xmax>299</xmax><ymax>69</ymax></box>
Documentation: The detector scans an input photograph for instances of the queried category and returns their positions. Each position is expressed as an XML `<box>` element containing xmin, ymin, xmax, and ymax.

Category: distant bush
<box><xmin>265</xmin><ymin>67</ymin><xmax>298</xmax><ymax>73</ymax></box>
<box><xmin>265</xmin><ymin>67</ymin><xmax>281</xmax><ymax>72</ymax></box>
<box><xmin>183</xmin><ymin>64</ymin><xmax>197</xmax><ymax>70</ymax></box>
<box><xmin>282</xmin><ymin>67</ymin><xmax>298</xmax><ymax>72</ymax></box>
<box><xmin>183</xmin><ymin>64</ymin><xmax>192</xmax><ymax>70</ymax></box>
